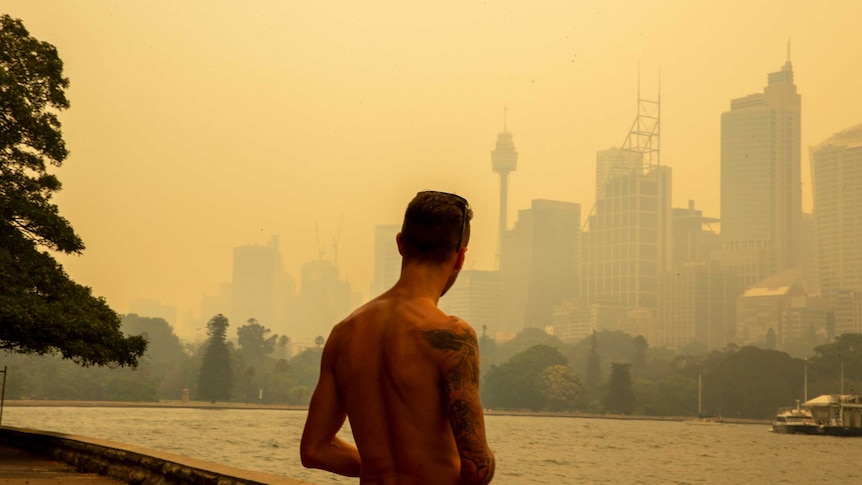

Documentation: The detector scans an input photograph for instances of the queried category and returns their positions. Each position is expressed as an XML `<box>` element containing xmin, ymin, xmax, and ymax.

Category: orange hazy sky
<box><xmin>4</xmin><ymin>1</ymin><xmax>861</xmax><ymax>329</ymax></box>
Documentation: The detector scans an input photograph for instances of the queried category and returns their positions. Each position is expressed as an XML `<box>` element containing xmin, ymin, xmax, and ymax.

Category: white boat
<box><xmin>772</xmin><ymin>400</ymin><xmax>819</xmax><ymax>434</ymax></box>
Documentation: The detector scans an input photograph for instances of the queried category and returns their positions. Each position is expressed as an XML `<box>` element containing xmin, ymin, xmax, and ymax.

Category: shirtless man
<box><xmin>300</xmin><ymin>191</ymin><xmax>495</xmax><ymax>484</ymax></box>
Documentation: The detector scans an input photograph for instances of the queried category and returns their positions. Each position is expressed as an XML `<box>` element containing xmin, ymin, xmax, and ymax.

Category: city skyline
<box><xmin>3</xmin><ymin>1</ymin><xmax>860</xmax><ymax>324</ymax></box>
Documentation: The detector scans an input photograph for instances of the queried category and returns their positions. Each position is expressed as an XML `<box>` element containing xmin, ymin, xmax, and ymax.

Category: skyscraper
<box><xmin>583</xmin><ymin>165</ymin><xmax>672</xmax><ymax>311</ymax></box>
<box><xmin>369</xmin><ymin>224</ymin><xmax>401</xmax><ymax>298</ymax></box>
<box><xmin>583</xmin><ymin>82</ymin><xmax>668</xmax><ymax>328</ymax></box>
<box><xmin>231</xmin><ymin>235</ymin><xmax>293</xmax><ymax>331</ymax></box>
<box><xmin>491</xmin><ymin>115</ymin><xmax>518</xmax><ymax>266</ymax></box>
<box><xmin>295</xmin><ymin>258</ymin><xmax>352</xmax><ymax>339</ymax></box>
<box><xmin>595</xmin><ymin>147</ymin><xmax>642</xmax><ymax>200</ymax></box>
<box><xmin>656</xmin><ymin>262</ymin><xmax>738</xmax><ymax>350</ymax></box>
<box><xmin>810</xmin><ymin>123</ymin><xmax>862</xmax><ymax>334</ymax></box>
<box><xmin>500</xmin><ymin>199</ymin><xmax>581</xmax><ymax>331</ymax></box>
<box><xmin>439</xmin><ymin>270</ymin><xmax>502</xmax><ymax>335</ymax></box>
<box><xmin>720</xmin><ymin>51</ymin><xmax>801</xmax><ymax>289</ymax></box>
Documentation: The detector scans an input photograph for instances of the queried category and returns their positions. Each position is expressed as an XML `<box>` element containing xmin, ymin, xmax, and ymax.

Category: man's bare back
<box><xmin>301</xmin><ymin>191</ymin><xmax>494</xmax><ymax>484</ymax></box>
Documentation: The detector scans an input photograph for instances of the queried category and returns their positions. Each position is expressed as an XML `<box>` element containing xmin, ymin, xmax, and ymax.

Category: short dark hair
<box><xmin>400</xmin><ymin>191</ymin><xmax>472</xmax><ymax>264</ymax></box>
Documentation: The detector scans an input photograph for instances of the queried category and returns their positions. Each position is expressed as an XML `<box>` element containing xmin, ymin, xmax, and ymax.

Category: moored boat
<box><xmin>804</xmin><ymin>394</ymin><xmax>862</xmax><ymax>437</ymax></box>
<box><xmin>772</xmin><ymin>401</ymin><xmax>819</xmax><ymax>434</ymax></box>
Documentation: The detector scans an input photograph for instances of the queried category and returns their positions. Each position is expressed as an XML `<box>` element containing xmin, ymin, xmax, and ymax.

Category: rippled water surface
<box><xmin>4</xmin><ymin>407</ymin><xmax>862</xmax><ymax>484</ymax></box>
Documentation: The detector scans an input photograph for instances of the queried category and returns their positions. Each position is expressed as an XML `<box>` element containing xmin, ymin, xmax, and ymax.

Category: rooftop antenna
<box><xmin>582</xmin><ymin>65</ymin><xmax>661</xmax><ymax>231</ymax></box>
<box><xmin>787</xmin><ymin>38</ymin><xmax>791</xmax><ymax>62</ymax></box>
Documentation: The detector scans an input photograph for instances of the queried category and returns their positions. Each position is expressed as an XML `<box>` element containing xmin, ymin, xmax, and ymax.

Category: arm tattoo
<box><xmin>421</xmin><ymin>328</ymin><xmax>493</xmax><ymax>482</ymax></box>
<box><xmin>420</xmin><ymin>328</ymin><xmax>479</xmax><ymax>387</ymax></box>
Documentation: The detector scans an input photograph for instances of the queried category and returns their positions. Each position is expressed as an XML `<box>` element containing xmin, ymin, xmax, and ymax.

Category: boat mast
<box><xmin>698</xmin><ymin>373</ymin><xmax>702</xmax><ymax>417</ymax></box>
<box><xmin>841</xmin><ymin>361</ymin><xmax>845</xmax><ymax>395</ymax></box>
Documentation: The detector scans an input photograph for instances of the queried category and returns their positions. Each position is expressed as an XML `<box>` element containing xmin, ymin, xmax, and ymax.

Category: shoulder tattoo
<box><xmin>420</xmin><ymin>328</ymin><xmax>479</xmax><ymax>388</ymax></box>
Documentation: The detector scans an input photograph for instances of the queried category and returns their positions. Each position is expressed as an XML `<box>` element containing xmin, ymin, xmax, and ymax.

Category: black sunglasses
<box><xmin>417</xmin><ymin>191</ymin><xmax>469</xmax><ymax>252</ymax></box>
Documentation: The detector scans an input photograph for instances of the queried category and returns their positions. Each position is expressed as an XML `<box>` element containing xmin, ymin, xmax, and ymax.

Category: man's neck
<box><xmin>393</xmin><ymin>262</ymin><xmax>453</xmax><ymax>304</ymax></box>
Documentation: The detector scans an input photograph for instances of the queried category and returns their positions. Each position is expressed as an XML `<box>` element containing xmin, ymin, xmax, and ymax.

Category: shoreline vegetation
<box><xmin>2</xmin><ymin>400</ymin><xmax>770</xmax><ymax>425</ymax></box>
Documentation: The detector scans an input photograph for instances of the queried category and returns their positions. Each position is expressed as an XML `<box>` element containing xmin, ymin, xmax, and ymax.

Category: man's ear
<box><xmin>396</xmin><ymin>232</ymin><xmax>404</xmax><ymax>256</ymax></box>
<box><xmin>453</xmin><ymin>247</ymin><xmax>467</xmax><ymax>271</ymax></box>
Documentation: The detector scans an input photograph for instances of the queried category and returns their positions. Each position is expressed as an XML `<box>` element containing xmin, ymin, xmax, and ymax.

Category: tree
<box><xmin>541</xmin><ymin>364</ymin><xmax>587</xmax><ymax>411</ymax></box>
<box><xmin>483</xmin><ymin>344</ymin><xmax>569</xmax><ymax>410</ymax></box>
<box><xmin>289</xmin><ymin>347</ymin><xmax>323</xmax><ymax>389</ymax></box>
<box><xmin>237</xmin><ymin>318</ymin><xmax>277</xmax><ymax>360</ymax></box>
<box><xmin>584</xmin><ymin>331</ymin><xmax>602</xmax><ymax>391</ymax></box>
<box><xmin>632</xmin><ymin>335</ymin><xmax>648</xmax><ymax>370</ymax></box>
<box><xmin>197</xmin><ymin>314</ymin><xmax>233</xmax><ymax>402</ymax></box>
<box><xmin>122</xmin><ymin>314</ymin><xmax>184</xmax><ymax>363</ymax></box>
<box><xmin>277</xmin><ymin>335</ymin><xmax>291</xmax><ymax>360</ymax></box>
<box><xmin>121</xmin><ymin>314</ymin><xmax>188</xmax><ymax>399</ymax></box>
<box><xmin>702</xmin><ymin>346</ymin><xmax>806</xmax><ymax>418</ymax></box>
<box><xmin>0</xmin><ymin>15</ymin><xmax>145</xmax><ymax>366</ymax></box>
<box><xmin>494</xmin><ymin>327</ymin><xmax>563</xmax><ymax>365</ymax></box>
<box><xmin>478</xmin><ymin>324</ymin><xmax>497</xmax><ymax>379</ymax></box>
<box><xmin>603</xmin><ymin>363</ymin><xmax>635</xmax><ymax>414</ymax></box>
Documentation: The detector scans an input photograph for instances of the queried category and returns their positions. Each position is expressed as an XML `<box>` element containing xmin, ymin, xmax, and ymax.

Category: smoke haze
<box><xmin>4</xmin><ymin>0</ymin><xmax>860</xmax><ymax>338</ymax></box>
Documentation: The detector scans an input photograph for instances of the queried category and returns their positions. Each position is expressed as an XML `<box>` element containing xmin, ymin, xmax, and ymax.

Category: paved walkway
<box><xmin>0</xmin><ymin>445</ymin><xmax>124</xmax><ymax>484</ymax></box>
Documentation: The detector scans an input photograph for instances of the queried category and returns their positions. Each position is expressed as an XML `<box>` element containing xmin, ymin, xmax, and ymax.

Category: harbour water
<box><xmin>3</xmin><ymin>406</ymin><xmax>861</xmax><ymax>484</ymax></box>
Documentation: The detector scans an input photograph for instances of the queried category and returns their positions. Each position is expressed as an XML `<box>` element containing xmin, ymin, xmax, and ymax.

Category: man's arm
<box><xmin>422</xmin><ymin>324</ymin><xmax>495</xmax><ymax>485</ymax></box>
<box><xmin>299</xmin><ymin>338</ymin><xmax>361</xmax><ymax>477</ymax></box>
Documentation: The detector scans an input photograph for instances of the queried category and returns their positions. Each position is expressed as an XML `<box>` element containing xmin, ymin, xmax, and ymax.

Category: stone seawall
<box><xmin>0</xmin><ymin>426</ymin><xmax>313</xmax><ymax>484</ymax></box>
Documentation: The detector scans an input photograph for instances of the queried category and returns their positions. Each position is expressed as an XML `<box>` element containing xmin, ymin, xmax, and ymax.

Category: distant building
<box><xmin>720</xmin><ymin>54</ymin><xmax>802</xmax><ymax>289</ymax></box>
<box><xmin>595</xmin><ymin>147</ymin><xmax>642</xmax><ymax>201</ymax></box>
<box><xmin>590</xmin><ymin>301</ymin><xmax>629</xmax><ymax>333</ymax></box>
<box><xmin>231</xmin><ymin>235</ymin><xmax>296</xmax><ymax>335</ymax></box>
<box><xmin>200</xmin><ymin>282</ymin><xmax>231</xmax><ymax>337</ymax></box>
<box><xmin>551</xmin><ymin>301</ymin><xmax>592</xmax><ymax>343</ymax></box>
<box><xmin>734</xmin><ymin>267</ymin><xmax>828</xmax><ymax>346</ymax></box>
<box><xmin>439</xmin><ymin>270</ymin><xmax>502</xmax><ymax>335</ymax></box>
<box><xmin>657</xmin><ymin>262</ymin><xmax>738</xmax><ymax>350</ymax></box>
<box><xmin>128</xmin><ymin>298</ymin><xmax>177</xmax><ymax>326</ymax></box>
<box><xmin>799</xmin><ymin>212</ymin><xmax>820</xmax><ymax>295</ymax></box>
<box><xmin>500</xmin><ymin>199</ymin><xmax>581</xmax><ymax>330</ymax></box>
<box><xmin>369</xmin><ymin>224</ymin><xmax>401</xmax><ymax>298</ymax></box>
<box><xmin>583</xmin><ymin>164</ymin><xmax>673</xmax><ymax>312</ymax></box>
<box><xmin>293</xmin><ymin>259</ymin><xmax>352</xmax><ymax>340</ymax></box>
<box><xmin>671</xmin><ymin>200</ymin><xmax>720</xmax><ymax>269</ymax></box>
<box><xmin>128</xmin><ymin>298</ymin><xmax>178</xmax><ymax>333</ymax></box>
<box><xmin>811</xmin><ymin>124</ymin><xmax>862</xmax><ymax>306</ymax></box>
<box><xmin>831</xmin><ymin>290</ymin><xmax>862</xmax><ymax>336</ymax></box>
<box><xmin>737</xmin><ymin>285</ymin><xmax>801</xmax><ymax>346</ymax></box>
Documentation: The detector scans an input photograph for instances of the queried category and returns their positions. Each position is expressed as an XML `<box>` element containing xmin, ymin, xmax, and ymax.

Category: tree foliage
<box><xmin>541</xmin><ymin>364</ymin><xmax>587</xmax><ymax>411</ymax></box>
<box><xmin>3</xmin><ymin>314</ymin><xmax>340</xmax><ymax>405</ymax></box>
<box><xmin>808</xmin><ymin>334</ymin><xmax>862</xmax><ymax>396</ymax></box>
<box><xmin>197</xmin><ymin>314</ymin><xmax>233</xmax><ymax>402</ymax></box>
<box><xmin>584</xmin><ymin>331</ymin><xmax>602</xmax><ymax>391</ymax></box>
<box><xmin>121</xmin><ymin>314</ymin><xmax>189</xmax><ymax>399</ymax></box>
<box><xmin>603</xmin><ymin>363</ymin><xmax>635</xmax><ymax>414</ymax></box>
<box><xmin>483</xmin><ymin>344</ymin><xmax>572</xmax><ymax>411</ymax></box>
<box><xmin>0</xmin><ymin>15</ymin><xmax>145</xmax><ymax>367</ymax></box>
<box><xmin>237</xmin><ymin>318</ymin><xmax>278</xmax><ymax>360</ymax></box>
<box><xmin>700</xmin><ymin>346</ymin><xmax>805</xmax><ymax>419</ymax></box>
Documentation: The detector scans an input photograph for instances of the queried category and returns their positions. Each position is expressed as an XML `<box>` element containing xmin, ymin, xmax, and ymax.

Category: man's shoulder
<box><xmin>417</xmin><ymin>316</ymin><xmax>477</xmax><ymax>354</ymax></box>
